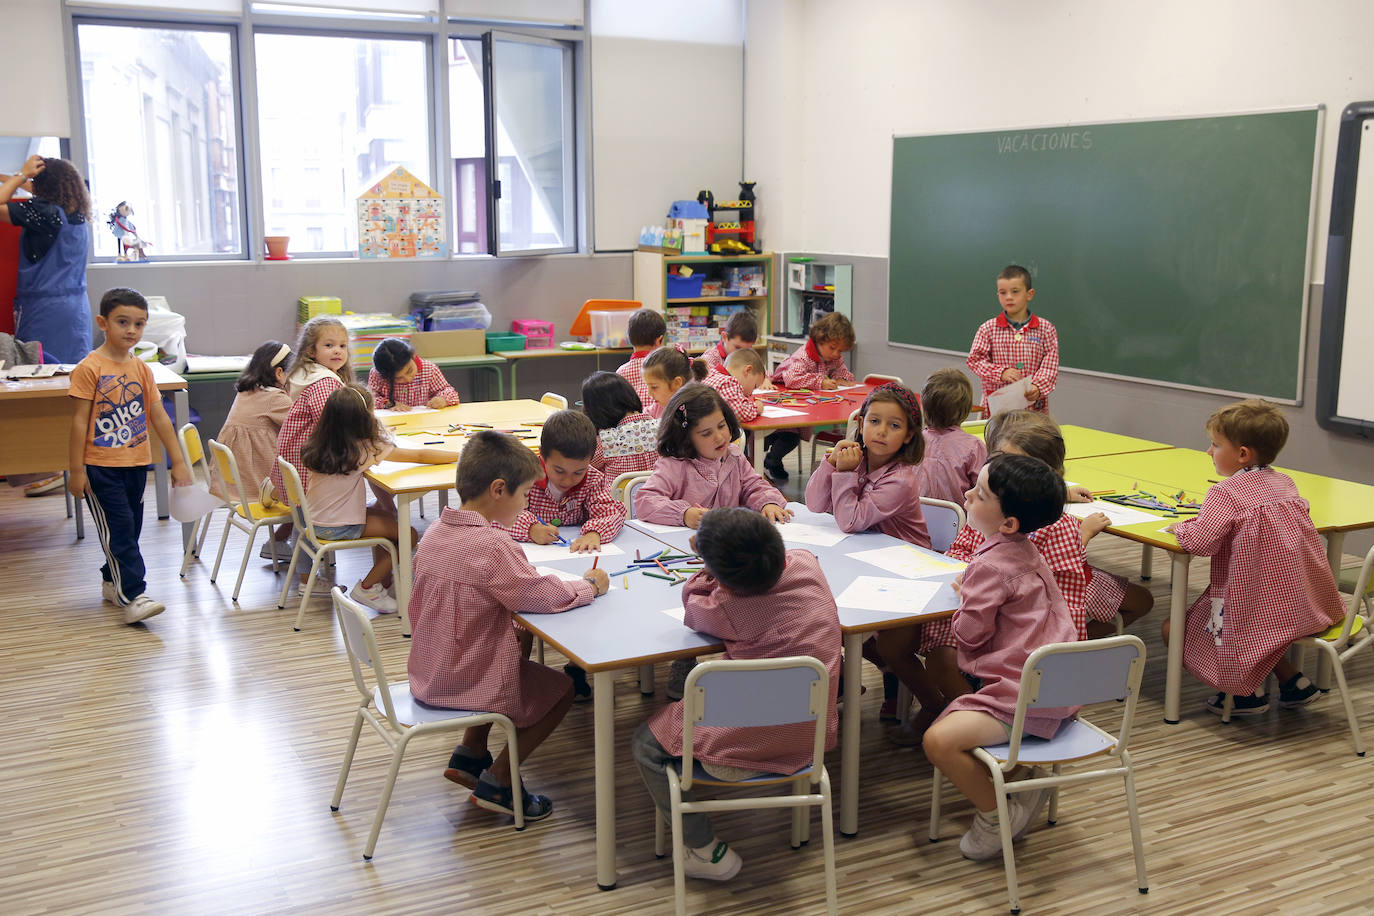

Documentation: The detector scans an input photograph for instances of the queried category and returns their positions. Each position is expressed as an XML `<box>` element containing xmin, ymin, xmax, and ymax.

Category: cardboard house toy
<box><xmin>356</xmin><ymin>166</ymin><xmax>448</xmax><ymax>259</ymax></box>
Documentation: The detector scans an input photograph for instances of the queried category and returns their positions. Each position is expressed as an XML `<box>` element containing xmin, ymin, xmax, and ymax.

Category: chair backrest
<box><xmin>332</xmin><ymin>586</ymin><xmax>402</xmax><ymax>724</ymax></box>
<box><xmin>844</xmin><ymin>407</ymin><xmax>861</xmax><ymax>440</ymax></box>
<box><xmin>1330</xmin><ymin>543</ymin><xmax>1374</xmax><ymax>645</ymax></box>
<box><xmin>680</xmin><ymin>656</ymin><xmax>829</xmax><ymax>788</ymax></box>
<box><xmin>862</xmin><ymin>373</ymin><xmax>904</xmax><ymax>386</ymax></box>
<box><xmin>920</xmin><ymin>497</ymin><xmax>966</xmax><ymax>553</ymax></box>
<box><xmin>611</xmin><ymin>470</ymin><xmax>651</xmax><ymax>506</ymax></box>
<box><xmin>624</xmin><ymin>474</ymin><xmax>653</xmax><ymax>517</ymax></box>
<box><xmin>1004</xmin><ymin>635</ymin><xmax>1147</xmax><ymax>764</ymax></box>
<box><xmin>208</xmin><ymin>438</ymin><xmax>256</xmax><ymax>512</ymax></box>
<box><xmin>180</xmin><ymin>423</ymin><xmax>210</xmax><ymax>486</ymax></box>
<box><xmin>541</xmin><ymin>392</ymin><xmax>569</xmax><ymax>410</ymax></box>
<box><xmin>275</xmin><ymin>456</ymin><xmax>317</xmax><ymax>534</ymax></box>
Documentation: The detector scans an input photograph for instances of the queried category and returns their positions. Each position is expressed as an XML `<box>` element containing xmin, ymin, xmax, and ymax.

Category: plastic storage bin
<box><xmin>485</xmin><ymin>331</ymin><xmax>526</xmax><ymax>353</ymax></box>
<box><xmin>589</xmin><ymin>310</ymin><xmax>633</xmax><ymax>348</ymax></box>
<box><xmin>665</xmin><ymin>274</ymin><xmax>705</xmax><ymax>299</ymax></box>
<box><xmin>409</xmin><ymin>290</ymin><xmax>490</xmax><ymax>331</ymax></box>
<box><xmin>511</xmin><ymin>319</ymin><xmax>554</xmax><ymax>349</ymax></box>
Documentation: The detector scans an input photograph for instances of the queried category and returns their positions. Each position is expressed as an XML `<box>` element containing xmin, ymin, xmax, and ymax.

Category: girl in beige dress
<box><xmin>215</xmin><ymin>341</ymin><xmax>293</xmax><ymax>554</ymax></box>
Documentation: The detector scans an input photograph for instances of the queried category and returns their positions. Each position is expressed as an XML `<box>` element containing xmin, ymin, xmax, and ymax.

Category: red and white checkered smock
<box><xmin>646</xmin><ymin>550</ymin><xmax>842</xmax><ymax>773</ymax></box>
<box><xmin>366</xmin><ymin>356</ymin><xmax>460</xmax><ymax>409</ymax></box>
<box><xmin>591</xmin><ymin>412</ymin><xmax>659</xmax><ymax>479</ymax></box>
<box><xmin>804</xmin><ymin>456</ymin><xmax>931</xmax><ymax>548</ymax></box>
<box><xmin>700</xmin><ymin>341</ymin><xmax>729</xmax><ymax>374</ymax></box>
<box><xmin>770</xmin><ymin>339</ymin><xmax>855</xmax><ymax>389</ymax></box>
<box><xmin>916</xmin><ymin>426</ymin><xmax>987</xmax><ymax>505</ymax></box>
<box><xmin>407</xmin><ymin>507</ymin><xmax>595</xmax><ymax>725</ymax></box>
<box><xmin>967</xmin><ymin>313</ymin><xmax>1059</xmax><ymax>414</ymax></box>
<box><xmin>1172</xmin><ymin>467</ymin><xmax>1345</xmax><ymax>695</ymax></box>
<box><xmin>495</xmin><ymin>464</ymin><xmax>626</xmax><ymax>543</ymax></box>
<box><xmin>270</xmin><ymin>375</ymin><xmax>343</xmax><ymax>500</ymax></box>
<box><xmin>937</xmin><ymin>532</ymin><xmax>1080</xmax><ymax>739</ymax></box>
<box><xmin>1084</xmin><ymin>564</ymin><xmax>1128</xmax><ymax>624</ymax></box>
<box><xmin>635</xmin><ymin>446</ymin><xmax>787</xmax><ymax>525</ymax></box>
<box><xmin>618</xmin><ymin>350</ymin><xmax>664</xmax><ymax>418</ymax></box>
<box><xmin>703</xmin><ymin>366</ymin><xmax>759</xmax><ymax>422</ymax></box>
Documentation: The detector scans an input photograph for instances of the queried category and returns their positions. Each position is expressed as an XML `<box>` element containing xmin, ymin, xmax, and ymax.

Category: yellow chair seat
<box><xmin>235</xmin><ymin>501</ymin><xmax>291</xmax><ymax>522</ymax></box>
<box><xmin>1317</xmin><ymin>615</ymin><xmax>1366</xmax><ymax>641</ymax></box>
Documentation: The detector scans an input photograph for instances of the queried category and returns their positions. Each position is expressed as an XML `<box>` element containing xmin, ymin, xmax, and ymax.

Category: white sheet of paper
<box><xmin>370</xmin><ymin>459</ymin><xmax>437</xmax><ymax>475</ymax></box>
<box><xmin>848</xmin><ymin>544</ymin><xmax>966</xmax><ymax>579</ymax></box>
<box><xmin>522</xmin><ymin>542</ymin><xmax>626</xmax><ymax>563</ymax></box>
<box><xmin>778</xmin><ymin>521</ymin><xmax>850</xmax><ymax>548</ymax></box>
<box><xmin>535</xmin><ymin>565</ymin><xmax>618</xmax><ymax>590</ymax></box>
<box><xmin>986</xmin><ymin>377</ymin><xmax>1033</xmax><ymax>417</ymax></box>
<box><xmin>185</xmin><ymin>355</ymin><xmax>251</xmax><ymax>373</ymax></box>
<box><xmin>1062</xmin><ymin>500</ymin><xmax>1164</xmax><ymax>528</ymax></box>
<box><xmin>375</xmin><ymin>405</ymin><xmax>439</xmax><ymax>417</ymax></box>
<box><xmin>836</xmin><ymin>576</ymin><xmax>942</xmax><ymax>614</ymax></box>
<box><xmin>169</xmin><ymin>483</ymin><xmax>226</xmax><ymax>522</ymax></box>
<box><xmin>760</xmin><ymin>404</ymin><xmax>807</xmax><ymax>419</ymax></box>
<box><xmin>661</xmin><ymin>607</ymin><xmax>685</xmax><ymax>623</ymax></box>
<box><xmin>632</xmin><ymin>520</ymin><xmax>692</xmax><ymax>536</ymax></box>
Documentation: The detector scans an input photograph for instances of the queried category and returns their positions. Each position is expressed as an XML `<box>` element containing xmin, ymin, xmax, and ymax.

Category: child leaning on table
<box><xmin>583</xmin><ymin>370</ymin><xmax>659</xmax><ymax>478</ymax></box>
<box><xmin>922</xmin><ymin>453</ymin><xmax>1078</xmax><ymax>864</ymax></box>
<box><xmin>68</xmin><ymin>287</ymin><xmax>192</xmax><ymax>625</ymax></box>
<box><xmin>1161</xmin><ymin>399</ymin><xmax>1344</xmax><ymax>716</ymax></box>
<box><xmin>700</xmin><ymin>309</ymin><xmax>760</xmax><ymax>374</ymax></box>
<box><xmin>407</xmin><ymin>431</ymin><xmax>610</xmax><ymax>822</ymax></box>
<box><xmin>915</xmin><ymin>367</ymin><xmax>987</xmax><ymax>505</ymax></box>
<box><xmin>616</xmin><ymin>308</ymin><xmax>667</xmax><ymax>416</ymax></box>
<box><xmin>966</xmin><ymin>264</ymin><xmax>1059</xmax><ymax>415</ymax></box>
<box><xmin>702</xmin><ymin>346</ymin><xmax>766</xmax><ymax>423</ymax></box>
<box><xmin>633</xmin><ymin>507</ymin><xmax>841</xmax><ymax>883</ymax></box>
<box><xmin>642</xmin><ymin>345</ymin><xmax>707</xmax><ymax>417</ymax></box>
<box><xmin>367</xmin><ymin>336</ymin><xmax>461</xmax><ymax>410</ymax></box>
<box><xmin>763</xmin><ymin>311</ymin><xmax>857</xmax><ymax>482</ymax></box>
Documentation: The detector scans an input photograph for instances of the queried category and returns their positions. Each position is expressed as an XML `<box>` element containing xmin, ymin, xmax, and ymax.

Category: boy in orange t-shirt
<box><xmin>68</xmin><ymin>287</ymin><xmax>191</xmax><ymax>624</ymax></box>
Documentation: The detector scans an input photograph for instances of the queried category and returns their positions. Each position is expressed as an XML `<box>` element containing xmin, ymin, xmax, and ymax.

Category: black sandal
<box><xmin>443</xmin><ymin>747</ymin><xmax>494</xmax><ymax>790</ymax></box>
<box><xmin>472</xmin><ymin>778</ymin><xmax>554</xmax><ymax>822</ymax></box>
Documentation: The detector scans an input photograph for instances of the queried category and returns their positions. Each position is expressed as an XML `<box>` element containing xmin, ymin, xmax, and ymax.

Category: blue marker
<box><xmin>532</xmin><ymin>512</ymin><xmax>569</xmax><ymax>546</ymax></box>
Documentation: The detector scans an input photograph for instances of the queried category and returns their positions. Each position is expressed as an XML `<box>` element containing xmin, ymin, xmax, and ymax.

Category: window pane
<box><xmin>488</xmin><ymin>35</ymin><xmax>575</xmax><ymax>253</ymax></box>
<box><xmin>76</xmin><ymin>23</ymin><xmax>241</xmax><ymax>258</ymax></box>
<box><xmin>448</xmin><ymin>38</ymin><xmax>488</xmax><ymax>254</ymax></box>
<box><xmin>256</xmin><ymin>32</ymin><xmax>430</xmax><ymax>256</ymax></box>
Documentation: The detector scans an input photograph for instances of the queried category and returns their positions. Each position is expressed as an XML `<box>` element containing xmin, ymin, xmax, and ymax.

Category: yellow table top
<box><xmin>969</xmin><ymin>420</ymin><xmax>1171</xmax><ymax>460</ymax></box>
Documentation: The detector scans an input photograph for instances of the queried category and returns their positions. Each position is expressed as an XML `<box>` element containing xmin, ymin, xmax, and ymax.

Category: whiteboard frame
<box><xmin>888</xmin><ymin>105</ymin><xmax>1325</xmax><ymax>406</ymax></box>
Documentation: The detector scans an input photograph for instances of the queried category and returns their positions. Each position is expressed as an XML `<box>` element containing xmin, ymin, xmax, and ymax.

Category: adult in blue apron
<box><xmin>0</xmin><ymin>155</ymin><xmax>93</xmax><ymax>364</ymax></box>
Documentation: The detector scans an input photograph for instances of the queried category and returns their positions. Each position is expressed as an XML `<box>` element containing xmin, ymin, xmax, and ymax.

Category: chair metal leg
<box><xmin>1220</xmin><ymin>693</ymin><xmax>1234</xmax><ymax>723</ymax></box>
<box><xmin>1322</xmin><ymin>645</ymin><xmax>1366</xmax><ymax>756</ymax></box>
<box><xmin>500</xmin><ymin>717</ymin><xmax>525</xmax><ymax>832</ymax></box>
<box><xmin>330</xmin><ymin>708</ymin><xmax>368</xmax><ymax>811</ymax></box>
<box><xmin>230</xmin><ymin>525</ymin><xmax>257</xmax><ymax>602</ymax></box>
<box><xmin>1120</xmin><ymin>752</ymin><xmax>1149</xmax><ymax>893</ymax></box>
<box><xmin>179</xmin><ymin>516</ymin><xmax>200</xmax><ymax>578</ymax></box>
<box><xmin>1139</xmin><ymin>544</ymin><xmax>1152</xmax><ymax>580</ymax></box>
<box><xmin>928</xmin><ymin>769</ymin><xmax>943</xmax><ymax>842</ymax></box>
<box><xmin>897</xmin><ymin>684</ymin><xmax>914</xmax><ymax>726</ymax></box>
<box><xmin>668</xmin><ymin>771</ymin><xmax>688</xmax><ymax>916</ymax></box>
<box><xmin>209</xmin><ymin>515</ymin><xmax>234</xmax><ymax>582</ymax></box>
<box><xmin>196</xmin><ymin>510</ymin><xmax>213</xmax><ymax>557</ymax></box>
<box><xmin>362</xmin><ymin>731</ymin><xmax>412</xmax><ymax>859</ymax></box>
<box><xmin>639</xmin><ymin>664</ymin><xmax>655</xmax><ymax>695</ymax></box>
<box><xmin>654</xmin><ymin>809</ymin><xmax>667</xmax><ymax>858</ymax></box>
<box><xmin>994</xmin><ymin>775</ymin><xmax>1021</xmax><ymax>914</ymax></box>
<box><xmin>1047</xmin><ymin>764</ymin><xmax>1062</xmax><ymax>824</ymax></box>
<box><xmin>790</xmin><ymin>778</ymin><xmax>807</xmax><ymax>848</ymax></box>
<box><xmin>279</xmin><ymin>542</ymin><xmax>303</xmax><ymax>611</ymax></box>
<box><xmin>818</xmin><ymin>771</ymin><xmax>838</xmax><ymax>916</ymax></box>
<box><xmin>294</xmin><ymin>553</ymin><xmax>327</xmax><ymax>631</ymax></box>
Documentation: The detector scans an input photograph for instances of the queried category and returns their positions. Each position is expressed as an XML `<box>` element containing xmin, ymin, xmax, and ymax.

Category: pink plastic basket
<box><xmin>512</xmin><ymin>319</ymin><xmax>554</xmax><ymax>349</ymax></box>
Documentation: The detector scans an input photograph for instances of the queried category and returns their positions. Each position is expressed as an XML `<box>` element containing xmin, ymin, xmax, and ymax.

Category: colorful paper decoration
<box><xmin>356</xmin><ymin>166</ymin><xmax>447</xmax><ymax>259</ymax></box>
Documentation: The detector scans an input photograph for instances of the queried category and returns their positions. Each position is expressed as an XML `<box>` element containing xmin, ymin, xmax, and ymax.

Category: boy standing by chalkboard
<box><xmin>967</xmin><ymin>264</ymin><xmax>1059</xmax><ymax>415</ymax></box>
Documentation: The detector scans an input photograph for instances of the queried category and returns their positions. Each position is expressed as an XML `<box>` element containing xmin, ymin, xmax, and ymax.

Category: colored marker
<box><xmin>424</xmin><ymin>440</ymin><xmax>444</xmax><ymax>445</ymax></box>
<box><xmin>592</xmin><ymin>556</ymin><xmax>599</xmax><ymax>570</ymax></box>
<box><xmin>1090</xmin><ymin>490</ymin><xmax>1116</xmax><ymax>497</ymax></box>
<box><xmin>532</xmin><ymin>513</ymin><xmax>568</xmax><ymax>546</ymax></box>
<box><xmin>643</xmin><ymin>571</ymin><xmax>676</xmax><ymax>582</ymax></box>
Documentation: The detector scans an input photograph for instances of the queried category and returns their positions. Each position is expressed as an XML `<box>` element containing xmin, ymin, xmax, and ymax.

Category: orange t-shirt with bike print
<box><xmin>68</xmin><ymin>351</ymin><xmax>157</xmax><ymax>467</ymax></box>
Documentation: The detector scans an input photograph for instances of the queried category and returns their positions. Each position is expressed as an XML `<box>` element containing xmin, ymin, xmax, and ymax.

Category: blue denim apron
<box><xmin>14</xmin><ymin>211</ymin><xmax>91</xmax><ymax>364</ymax></box>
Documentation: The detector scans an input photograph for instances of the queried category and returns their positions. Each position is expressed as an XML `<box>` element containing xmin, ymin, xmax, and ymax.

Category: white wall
<box><xmin>1</xmin><ymin>0</ymin><xmax>70</xmax><ymax>139</ymax></box>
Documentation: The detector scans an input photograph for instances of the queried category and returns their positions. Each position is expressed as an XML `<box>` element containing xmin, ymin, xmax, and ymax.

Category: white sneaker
<box><xmin>260</xmin><ymin>539</ymin><xmax>290</xmax><ymax>561</ymax></box>
<box><xmin>101</xmin><ymin>580</ymin><xmax>117</xmax><ymax>604</ymax></box>
<box><xmin>1008</xmin><ymin>783</ymin><xmax>1050</xmax><ymax>841</ymax></box>
<box><xmin>666</xmin><ymin>658</ymin><xmax>695</xmax><ymax>701</ymax></box>
<box><xmin>682</xmin><ymin>839</ymin><xmax>742</xmax><ymax>881</ymax></box>
<box><xmin>351</xmin><ymin>580</ymin><xmax>397</xmax><ymax>614</ymax></box>
<box><xmin>123</xmin><ymin>594</ymin><xmax>165</xmax><ymax>624</ymax></box>
<box><xmin>959</xmin><ymin>811</ymin><xmax>1004</xmax><ymax>862</ymax></box>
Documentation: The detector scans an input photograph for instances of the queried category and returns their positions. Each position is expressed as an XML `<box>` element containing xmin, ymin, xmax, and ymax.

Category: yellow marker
<box><xmin>623</xmin><ymin>576</ymin><xmax>629</xmax><ymax>590</ymax></box>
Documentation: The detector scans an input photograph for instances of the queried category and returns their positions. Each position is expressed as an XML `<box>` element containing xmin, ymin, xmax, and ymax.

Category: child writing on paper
<box><xmin>915</xmin><ymin>367</ymin><xmax>987</xmax><ymax>504</ymax></box>
<box><xmin>68</xmin><ymin>287</ymin><xmax>192</xmax><ymax>625</ymax></box>
<box><xmin>299</xmin><ymin>386</ymin><xmax>455</xmax><ymax>613</ymax></box>
<box><xmin>1162</xmin><ymin>399</ymin><xmax>1344</xmax><ymax>716</ymax></box>
<box><xmin>368</xmin><ymin>337</ymin><xmax>461</xmax><ymax>410</ymax></box>
<box><xmin>642</xmin><ymin>346</ymin><xmax>707</xmax><ymax>417</ymax></box>
<box><xmin>583</xmin><ymin>370</ymin><xmax>659</xmax><ymax>478</ymax></box>
<box><xmin>700</xmin><ymin>309</ymin><xmax>759</xmax><ymax>375</ymax></box>
<box><xmin>633</xmin><ymin>507</ymin><xmax>841</xmax><ymax>883</ymax></box>
<box><xmin>408</xmin><ymin>431</ymin><xmax>609</xmax><ymax>822</ymax></box>
<box><xmin>702</xmin><ymin>346</ymin><xmax>766</xmax><ymax>423</ymax></box>
<box><xmin>967</xmin><ymin>265</ymin><xmax>1059</xmax><ymax>415</ymax></box>
<box><xmin>922</xmin><ymin>453</ymin><xmax>1078</xmax><ymax>863</ymax></box>
<box><xmin>764</xmin><ymin>311</ymin><xmax>857</xmax><ymax>481</ymax></box>
<box><xmin>617</xmin><ymin>308</ymin><xmax>667</xmax><ymax>415</ymax></box>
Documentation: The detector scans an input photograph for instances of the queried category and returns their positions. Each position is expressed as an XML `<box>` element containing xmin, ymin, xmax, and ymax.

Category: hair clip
<box><xmin>270</xmin><ymin>343</ymin><xmax>291</xmax><ymax>368</ymax></box>
<box><xmin>673</xmin><ymin>342</ymin><xmax>687</xmax><ymax>355</ymax></box>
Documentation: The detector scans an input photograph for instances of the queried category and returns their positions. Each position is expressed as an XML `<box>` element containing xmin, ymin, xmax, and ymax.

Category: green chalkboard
<box><xmin>888</xmin><ymin>109</ymin><xmax>1320</xmax><ymax>401</ymax></box>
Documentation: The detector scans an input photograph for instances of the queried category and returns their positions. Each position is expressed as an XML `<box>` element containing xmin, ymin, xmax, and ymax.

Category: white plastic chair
<box><xmin>1289</xmin><ymin>544</ymin><xmax>1374</xmax><ymax>756</ymax></box>
<box><xmin>206</xmin><ymin>439</ymin><xmax>292</xmax><ymax>599</ymax></box>
<box><xmin>861</xmin><ymin>372</ymin><xmax>904</xmax><ymax>386</ymax></box>
<box><xmin>653</xmin><ymin>656</ymin><xmax>838</xmax><ymax>916</ymax></box>
<box><xmin>920</xmin><ymin>497</ymin><xmax>966</xmax><ymax>553</ymax></box>
<box><xmin>624</xmin><ymin>473</ymin><xmax>654</xmax><ymax>519</ymax></box>
<box><xmin>275</xmin><ymin>457</ymin><xmax>399</xmax><ymax>631</ymax></box>
<box><xmin>178</xmin><ymin>423</ymin><xmax>227</xmax><ymax>577</ymax></box>
<box><xmin>541</xmin><ymin>392</ymin><xmax>568</xmax><ymax>410</ymax></box>
<box><xmin>929</xmin><ymin>635</ymin><xmax>1150</xmax><ymax>914</ymax></box>
<box><xmin>329</xmin><ymin>587</ymin><xmax>525</xmax><ymax>859</ymax></box>
<box><xmin>611</xmin><ymin>470</ymin><xmax>652</xmax><ymax>507</ymax></box>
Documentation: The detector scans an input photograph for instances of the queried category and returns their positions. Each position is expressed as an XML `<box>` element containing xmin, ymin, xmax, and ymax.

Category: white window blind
<box><xmin>66</xmin><ymin>0</ymin><xmax>245</xmax><ymax>14</ymax></box>
<box><xmin>3</xmin><ymin>0</ymin><xmax>69</xmax><ymax>138</ymax></box>
<box><xmin>446</xmin><ymin>0</ymin><xmax>583</xmax><ymax>26</ymax></box>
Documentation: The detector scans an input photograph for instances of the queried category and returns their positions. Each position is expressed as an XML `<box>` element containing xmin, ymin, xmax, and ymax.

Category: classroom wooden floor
<box><xmin>1</xmin><ymin>469</ymin><xmax>1371</xmax><ymax>916</ymax></box>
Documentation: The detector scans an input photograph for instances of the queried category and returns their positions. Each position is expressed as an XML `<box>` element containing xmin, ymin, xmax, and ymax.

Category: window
<box><xmin>255</xmin><ymin>31</ymin><xmax>430</xmax><ymax>256</ymax></box>
<box><xmin>74</xmin><ymin>22</ymin><xmax>242</xmax><ymax>259</ymax></box>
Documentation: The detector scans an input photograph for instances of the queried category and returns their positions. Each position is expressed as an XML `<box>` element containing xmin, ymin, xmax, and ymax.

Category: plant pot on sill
<box><xmin>264</xmin><ymin>236</ymin><xmax>290</xmax><ymax>260</ymax></box>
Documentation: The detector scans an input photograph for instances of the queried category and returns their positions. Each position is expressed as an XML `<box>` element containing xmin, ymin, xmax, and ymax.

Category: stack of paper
<box><xmin>847</xmin><ymin>544</ymin><xmax>966</xmax><ymax>579</ymax></box>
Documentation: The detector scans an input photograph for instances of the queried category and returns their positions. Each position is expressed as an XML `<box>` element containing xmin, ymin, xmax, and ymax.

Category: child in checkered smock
<box><xmin>582</xmin><ymin>370</ymin><xmax>658</xmax><ymax>479</ymax></box>
<box><xmin>270</xmin><ymin>316</ymin><xmax>352</xmax><ymax>503</ymax></box>
<box><xmin>700</xmin><ymin>310</ymin><xmax>759</xmax><ymax>375</ymax></box>
<box><xmin>966</xmin><ymin>265</ymin><xmax>1058</xmax><ymax>415</ymax></box>
<box><xmin>408</xmin><ymin>431</ymin><xmax>610</xmax><ymax>822</ymax></box>
<box><xmin>367</xmin><ymin>337</ymin><xmax>460</xmax><ymax>410</ymax></box>
<box><xmin>914</xmin><ymin>367</ymin><xmax>987</xmax><ymax>505</ymax></box>
<box><xmin>764</xmin><ymin>311</ymin><xmax>856</xmax><ymax>481</ymax></box>
<box><xmin>616</xmin><ymin>308</ymin><xmax>667</xmax><ymax>417</ymax></box>
<box><xmin>1164</xmin><ymin>400</ymin><xmax>1344</xmax><ymax>716</ymax></box>
<box><xmin>633</xmin><ymin>508</ymin><xmax>841</xmax><ymax>882</ymax></box>
<box><xmin>702</xmin><ymin>346</ymin><xmax>767</xmax><ymax>423</ymax></box>
<box><xmin>641</xmin><ymin>346</ymin><xmax>706</xmax><ymax>418</ymax></box>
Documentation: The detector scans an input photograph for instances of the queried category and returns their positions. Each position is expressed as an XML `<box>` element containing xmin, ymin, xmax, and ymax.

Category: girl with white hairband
<box><xmin>214</xmin><ymin>340</ymin><xmax>296</xmax><ymax>557</ymax></box>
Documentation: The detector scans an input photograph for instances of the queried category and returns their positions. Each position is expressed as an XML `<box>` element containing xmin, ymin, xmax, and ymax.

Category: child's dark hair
<box><xmin>237</xmin><ymin>340</ymin><xmax>292</xmax><ymax>392</ymax></box>
<box><xmin>32</xmin><ymin>158</ymin><xmax>92</xmax><ymax>220</ymax></box>
<box><xmin>643</xmin><ymin>346</ymin><xmax>707</xmax><ymax>384</ymax></box>
<box><xmin>300</xmin><ymin>385</ymin><xmax>385</xmax><ymax>476</ymax></box>
<box><xmin>627</xmin><ymin>308</ymin><xmax>668</xmax><ymax>348</ymax></box>
<box><xmin>998</xmin><ymin>264</ymin><xmax>1034</xmax><ymax>289</ymax></box>
<box><xmin>921</xmin><ymin>367</ymin><xmax>975</xmax><ymax>429</ymax></box>
<box><xmin>657</xmin><ymin>383</ymin><xmax>741</xmax><ymax>459</ymax></box>
<box><xmin>722</xmin><ymin>310</ymin><xmax>758</xmax><ymax>343</ymax></box>
<box><xmin>696</xmin><ymin>507</ymin><xmax>786</xmax><ymax>595</ymax></box>
<box><xmin>986</xmin><ymin>409</ymin><xmax>1065</xmax><ymax>473</ymax></box>
<box><xmin>288</xmin><ymin>315</ymin><xmax>351</xmax><ymax>379</ymax></box>
<box><xmin>856</xmin><ymin>382</ymin><xmax>925</xmax><ymax>465</ymax></box>
<box><xmin>809</xmin><ymin>311</ymin><xmax>855</xmax><ymax>347</ymax></box>
<box><xmin>457</xmin><ymin>430</ymin><xmax>541</xmax><ymax>502</ymax></box>
<box><xmin>372</xmin><ymin>337</ymin><xmax>417</xmax><ymax>407</ymax></box>
<box><xmin>540</xmin><ymin>409</ymin><xmax>598</xmax><ymax>461</ymax></box>
<box><xmin>1206</xmin><ymin>398</ymin><xmax>1288</xmax><ymax>466</ymax></box>
<box><xmin>581</xmin><ymin>370</ymin><xmax>643</xmax><ymax>430</ymax></box>
<box><xmin>99</xmin><ymin>287</ymin><xmax>148</xmax><ymax>316</ymax></box>
<box><xmin>724</xmin><ymin>347</ymin><xmax>765</xmax><ymax>375</ymax></box>
<box><xmin>985</xmin><ymin>452</ymin><xmax>1064</xmax><ymax>534</ymax></box>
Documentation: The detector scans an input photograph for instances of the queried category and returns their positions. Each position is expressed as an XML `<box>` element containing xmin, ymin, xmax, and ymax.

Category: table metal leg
<box><xmin>594</xmin><ymin>669</ymin><xmax>617</xmax><ymax>889</ymax></box>
<box><xmin>509</xmin><ymin>360</ymin><xmax>520</xmax><ymax>400</ymax></box>
<box><xmin>1140</xmin><ymin>545</ymin><xmax>1153</xmax><ymax>580</ymax></box>
<box><xmin>751</xmin><ymin>429</ymin><xmax>766</xmax><ymax>473</ymax></box>
<box><xmin>396</xmin><ymin>493</ymin><xmax>415</xmax><ymax>637</ymax></box>
<box><xmin>840</xmin><ymin>631</ymin><xmax>863</xmax><ymax>836</ymax></box>
<box><xmin>1164</xmin><ymin>552</ymin><xmax>1190</xmax><ymax>724</ymax></box>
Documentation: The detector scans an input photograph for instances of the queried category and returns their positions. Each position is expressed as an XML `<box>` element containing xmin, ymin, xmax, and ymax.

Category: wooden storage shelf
<box><xmin>634</xmin><ymin>250</ymin><xmax>774</xmax><ymax>350</ymax></box>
